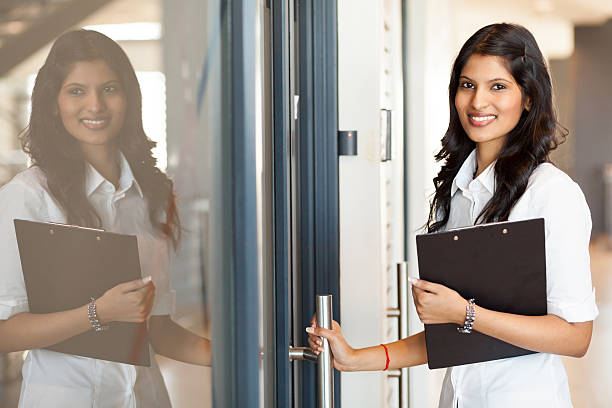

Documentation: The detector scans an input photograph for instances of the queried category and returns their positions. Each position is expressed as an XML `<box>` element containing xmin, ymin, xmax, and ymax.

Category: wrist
<box><xmin>94</xmin><ymin>297</ymin><xmax>111</xmax><ymax>324</ymax></box>
<box><xmin>343</xmin><ymin>347</ymin><xmax>360</xmax><ymax>372</ymax></box>
<box><xmin>455</xmin><ymin>298</ymin><xmax>468</xmax><ymax>326</ymax></box>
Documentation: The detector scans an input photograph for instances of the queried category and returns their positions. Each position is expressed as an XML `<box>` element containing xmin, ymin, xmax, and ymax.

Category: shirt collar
<box><xmin>451</xmin><ymin>149</ymin><xmax>496</xmax><ymax>196</ymax></box>
<box><xmin>85</xmin><ymin>152</ymin><xmax>143</xmax><ymax>198</ymax></box>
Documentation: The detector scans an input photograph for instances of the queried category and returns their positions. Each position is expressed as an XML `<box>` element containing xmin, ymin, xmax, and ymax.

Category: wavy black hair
<box><xmin>426</xmin><ymin>23</ymin><xmax>566</xmax><ymax>232</ymax></box>
<box><xmin>21</xmin><ymin>29</ymin><xmax>181</xmax><ymax>246</ymax></box>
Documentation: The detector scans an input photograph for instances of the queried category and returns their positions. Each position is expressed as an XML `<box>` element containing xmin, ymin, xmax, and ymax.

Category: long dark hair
<box><xmin>426</xmin><ymin>23</ymin><xmax>565</xmax><ymax>232</ymax></box>
<box><xmin>21</xmin><ymin>29</ymin><xmax>181</xmax><ymax>246</ymax></box>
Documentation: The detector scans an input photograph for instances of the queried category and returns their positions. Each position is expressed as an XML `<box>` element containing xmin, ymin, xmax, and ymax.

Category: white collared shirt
<box><xmin>437</xmin><ymin>150</ymin><xmax>598</xmax><ymax>408</ymax></box>
<box><xmin>0</xmin><ymin>154</ymin><xmax>174</xmax><ymax>408</ymax></box>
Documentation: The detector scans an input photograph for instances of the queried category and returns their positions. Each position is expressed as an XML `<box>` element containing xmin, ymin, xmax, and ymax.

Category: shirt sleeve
<box><xmin>0</xmin><ymin>179</ymin><xmax>47</xmax><ymax>320</ymax></box>
<box><xmin>531</xmin><ymin>176</ymin><xmax>598</xmax><ymax>322</ymax></box>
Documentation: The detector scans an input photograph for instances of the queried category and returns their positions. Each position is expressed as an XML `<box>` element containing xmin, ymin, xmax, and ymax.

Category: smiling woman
<box><xmin>57</xmin><ymin>60</ymin><xmax>126</xmax><ymax>147</ymax></box>
<box><xmin>307</xmin><ymin>23</ymin><xmax>597</xmax><ymax>408</ymax></box>
<box><xmin>454</xmin><ymin>54</ymin><xmax>527</xmax><ymax>175</ymax></box>
<box><xmin>0</xmin><ymin>29</ymin><xmax>211</xmax><ymax>408</ymax></box>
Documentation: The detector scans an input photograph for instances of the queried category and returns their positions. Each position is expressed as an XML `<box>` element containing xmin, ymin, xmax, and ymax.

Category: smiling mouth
<box><xmin>81</xmin><ymin>118</ymin><xmax>109</xmax><ymax>130</ymax></box>
<box><xmin>468</xmin><ymin>114</ymin><xmax>497</xmax><ymax>127</ymax></box>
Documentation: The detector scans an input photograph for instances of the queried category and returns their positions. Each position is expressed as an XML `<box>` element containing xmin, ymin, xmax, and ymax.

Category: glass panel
<box><xmin>0</xmin><ymin>0</ymin><xmax>224</xmax><ymax>407</ymax></box>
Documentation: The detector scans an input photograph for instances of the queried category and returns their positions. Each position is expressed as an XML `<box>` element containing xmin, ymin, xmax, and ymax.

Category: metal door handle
<box><xmin>289</xmin><ymin>346</ymin><xmax>318</xmax><ymax>362</ymax></box>
<box><xmin>289</xmin><ymin>294</ymin><xmax>335</xmax><ymax>408</ymax></box>
<box><xmin>316</xmin><ymin>295</ymin><xmax>334</xmax><ymax>408</ymax></box>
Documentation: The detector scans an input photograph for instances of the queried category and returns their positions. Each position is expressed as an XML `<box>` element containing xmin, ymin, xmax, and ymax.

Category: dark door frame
<box><xmin>209</xmin><ymin>1</ymin><xmax>259</xmax><ymax>407</ymax></box>
<box><xmin>210</xmin><ymin>0</ymin><xmax>340</xmax><ymax>405</ymax></box>
<box><xmin>272</xmin><ymin>0</ymin><xmax>340</xmax><ymax>407</ymax></box>
<box><xmin>295</xmin><ymin>0</ymin><xmax>341</xmax><ymax>407</ymax></box>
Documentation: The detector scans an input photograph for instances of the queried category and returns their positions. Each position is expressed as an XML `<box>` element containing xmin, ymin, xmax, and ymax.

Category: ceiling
<box><xmin>460</xmin><ymin>0</ymin><xmax>612</xmax><ymax>26</ymax></box>
<box><xmin>0</xmin><ymin>0</ymin><xmax>161</xmax><ymax>77</ymax></box>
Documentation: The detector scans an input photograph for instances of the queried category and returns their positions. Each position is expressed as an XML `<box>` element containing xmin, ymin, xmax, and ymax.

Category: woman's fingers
<box><xmin>118</xmin><ymin>276</ymin><xmax>153</xmax><ymax>293</ymax></box>
<box><xmin>306</xmin><ymin>326</ymin><xmax>334</xmax><ymax>341</ymax></box>
<box><xmin>408</xmin><ymin>276</ymin><xmax>440</xmax><ymax>294</ymax></box>
<box><xmin>306</xmin><ymin>319</ymin><xmax>342</xmax><ymax>355</ymax></box>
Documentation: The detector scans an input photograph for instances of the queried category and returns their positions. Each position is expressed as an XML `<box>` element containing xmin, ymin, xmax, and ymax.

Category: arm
<box><xmin>411</xmin><ymin>277</ymin><xmax>593</xmax><ymax>358</ymax></box>
<box><xmin>0</xmin><ymin>278</ymin><xmax>155</xmax><ymax>353</ymax></box>
<box><xmin>306</xmin><ymin>321</ymin><xmax>427</xmax><ymax>371</ymax></box>
<box><xmin>343</xmin><ymin>331</ymin><xmax>427</xmax><ymax>371</ymax></box>
<box><xmin>471</xmin><ymin>307</ymin><xmax>591</xmax><ymax>357</ymax></box>
<box><xmin>148</xmin><ymin>315</ymin><xmax>211</xmax><ymax>366</ymax></box>
<box><xmin>0</xmin><ymin>306</ymin><xmax>91</xmax><ymax>353</ymax></box>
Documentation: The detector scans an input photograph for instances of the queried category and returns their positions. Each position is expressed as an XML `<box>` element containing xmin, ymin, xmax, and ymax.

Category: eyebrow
<box><xmin>62</xmin><ymin>79</ymin><xmax>121</xmax><ymax>89</ymax></box>
<box><xmin>459</xmin><ymin>75</ymin><xmax>512</xmax><ymax>84</ymax></box>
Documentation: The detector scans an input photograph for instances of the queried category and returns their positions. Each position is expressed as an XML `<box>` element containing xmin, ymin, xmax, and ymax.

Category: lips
<box><xmin>468</xmin><ymin>113</ymin><xmax>497</xmax><ymax>127</ymax></box>
<box><xmin>80</xmin><ymin>118</ymin><xmax>110</xmax><ymax>130</ymax></box>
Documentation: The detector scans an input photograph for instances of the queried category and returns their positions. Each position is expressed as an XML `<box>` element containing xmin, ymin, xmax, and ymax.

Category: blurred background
<box><xmin>0</xmin><ymin>0</ymin><xmax>611</xmax><ymax>407</ymax></box>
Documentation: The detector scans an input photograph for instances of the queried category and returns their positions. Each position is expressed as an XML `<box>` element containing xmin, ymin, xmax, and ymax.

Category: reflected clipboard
<box><xmin>416</xmin><ymin>218</ymin><xmax>547</xmax><ymax>369</ymax></box>
<box><xmin>14</xmin><ymin>219</ymin><xmax>150</xmax><ymax>366</ymax></box>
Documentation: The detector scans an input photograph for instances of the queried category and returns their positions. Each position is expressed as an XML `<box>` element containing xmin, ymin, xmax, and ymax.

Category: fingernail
<box><xmin>408</xmin><ymin>276</ymin><xmax>419</xmax><ymax>285</ymax></box>
<box><xmin>306</xmin><ymin>327</ymin><xmax>313</xmax><ymax>334</ymax></box>
<box><xmin>142</xmin><ymin>276</ymin><xmax>152</xmax><ymax>284</ymax></box>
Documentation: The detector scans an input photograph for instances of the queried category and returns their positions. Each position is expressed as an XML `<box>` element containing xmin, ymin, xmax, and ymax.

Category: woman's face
<box><xmin>454</xmin><ymin>54</ymin><xmax>527</xmax><ymax>148</ymax></box>
<box><xmin>57</xmin><ymin>59</ymin><xmax>127</xmax><ymax>149</ymax></box>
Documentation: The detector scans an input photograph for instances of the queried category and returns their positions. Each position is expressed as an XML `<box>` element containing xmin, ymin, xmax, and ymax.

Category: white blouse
<box><xmin>0</xmin><ymin>154</ymin><xmax>174</xmax><ymax>408</ymax></box>
<box><xmin>436</xmin><ymin>150</ymin><xmax>598</xmax><ymax>408</ymax></box>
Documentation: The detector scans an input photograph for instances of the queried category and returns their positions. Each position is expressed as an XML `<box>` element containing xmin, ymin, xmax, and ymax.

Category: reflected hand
<box><xmin>410</xmin><ymin>277</ymin><xmax>466</xmax><ymax>325</ymax></box>
<box><xmin>306</xmin><ymin>316</ymin><xmax>356</xmax><ymax>371</ymax></box>
<box><xmin>96</xmin><ymin>277</ymin><xmax>156</xmax><ymax>324</ymax></box>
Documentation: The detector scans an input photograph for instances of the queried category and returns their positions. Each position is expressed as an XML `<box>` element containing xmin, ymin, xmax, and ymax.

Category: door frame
<box><xmin>272</xmin><ymin>0</ymin><xmax>341</xmax><ymax>406</ymax></box>
<box><xmin>209</xmin><ymin>1</ymin><xmax>259</xmax><ymax>406</ymax></box>
<box><xmin>295</xmin><ymin>0</ymin><xmax>341</xmax><ymax>407</ymax></box>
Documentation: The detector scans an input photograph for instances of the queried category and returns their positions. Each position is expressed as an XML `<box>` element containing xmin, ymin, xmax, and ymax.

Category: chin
<box><xmin>465</xmin><ymin>131</ymin><xmax>505</xmax><ymax>144</ymax></box>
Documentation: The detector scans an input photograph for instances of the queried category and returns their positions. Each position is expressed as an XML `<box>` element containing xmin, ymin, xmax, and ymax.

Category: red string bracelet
<box><xmin>381</xmin><ymin>343</ymin><xmax>390</xmax><ymax>371</ymax></box>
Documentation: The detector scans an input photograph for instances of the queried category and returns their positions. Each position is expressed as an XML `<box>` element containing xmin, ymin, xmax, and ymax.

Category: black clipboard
<box><xmin>416</xmin><ymin>218</ymin><xmax>547</xmax><ymax>369</ymax></box>
<box><xmin>14</xmin><ymin>219</ymin><xmax>150</xmax><ymax>366</ymax></box>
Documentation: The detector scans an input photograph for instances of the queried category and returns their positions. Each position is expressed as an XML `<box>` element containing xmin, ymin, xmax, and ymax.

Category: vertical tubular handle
<box><xmin>397</xmin><ymin>262</ymin><xmax>409</xmax><ymax>408</ymax></box>
<box><xmin>316</xmin><ymin>295</ymin><xmax>334</xmax><ymax>408</ymax></box>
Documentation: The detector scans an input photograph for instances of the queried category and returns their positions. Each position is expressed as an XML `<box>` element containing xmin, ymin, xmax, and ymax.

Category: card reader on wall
<box><xmin>338</xmin><ymin>130</ymin><xmax>357</xmax><ymax>156</ymax></box>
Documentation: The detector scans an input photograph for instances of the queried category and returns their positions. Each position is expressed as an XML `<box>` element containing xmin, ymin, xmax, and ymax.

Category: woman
<box><xmin>0</xmin><ymin>30</ymin><xmax>210</xmax><ymax>407</ymax></box>
<box><xmin>307</xmin><ymin>23</ymin><xmax>597</xmax><ymax>407</ymax></box>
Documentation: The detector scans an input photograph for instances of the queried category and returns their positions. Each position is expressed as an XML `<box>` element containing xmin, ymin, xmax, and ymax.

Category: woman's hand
<box><xmin>96</xmin><ymin>276</ymin><xmax>156</xmax><ymax>324</ymax></box>
<box><xmin>306</xmin><ymin>318</ymin><xmax>357</xmax><ymax>371</ymax></box>
<box><xmin>410</xmin><ymin>277</ymin><xmax>466</xmax><ymax>325</ymax></box>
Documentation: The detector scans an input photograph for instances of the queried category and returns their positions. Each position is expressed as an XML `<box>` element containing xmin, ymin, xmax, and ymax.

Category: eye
<box><xmin>459</xmin><ymin>81</ymin><xmax>474</xmax><ymax>89</ymax></box>
<box><xmin>68</xmin><ymin>88</ymin><xmax>85</xmax><ymax>96</ymax></box>
<box><xmin>103</xmin><ymin>85</ymin><xmax>118</xmax><ymax>93</ymax></box>
<box><xmin>492</xmin><ymin>83</ymin><xmax>506</xmax><ymax>91</ymax></box>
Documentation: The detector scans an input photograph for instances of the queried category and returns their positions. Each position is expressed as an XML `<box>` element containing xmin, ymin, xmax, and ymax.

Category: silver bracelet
<box><xmin>88</xmin><ymin>297</ymin><xmax>109</xmax><ymax>332</ymax></box>
<box><xmin>457</xmin><ymin>298</ymin><xmax>476</xmax><ymax>334</ymax></box>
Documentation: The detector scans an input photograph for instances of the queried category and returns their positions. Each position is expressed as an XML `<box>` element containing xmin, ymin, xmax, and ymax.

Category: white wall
<box><xmin>338</xmin><ymin>0</ymin><xmax>385</xmax><ymax>406</ymax></box>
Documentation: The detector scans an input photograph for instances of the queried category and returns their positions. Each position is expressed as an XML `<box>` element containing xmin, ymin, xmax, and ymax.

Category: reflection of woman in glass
<box><xmin>308</xmin><ymin>23</ymin><xmax>597</xmax><ymax>407</ymax></box>
<box><xmin>0</xmin><ymin>30</ymin><xmax>210</xmax><ymax>407</ymax></box>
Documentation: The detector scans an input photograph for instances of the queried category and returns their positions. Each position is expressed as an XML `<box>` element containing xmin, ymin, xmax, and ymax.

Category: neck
<box><xmin>80</xmin><ymin>143</ymin><xmax>121</xmax><ymax>189</ymax></box>
<box><xmin>474</xmin><ymin>137</ymin><xmax>505</xmax><ymax>178</ymax></box>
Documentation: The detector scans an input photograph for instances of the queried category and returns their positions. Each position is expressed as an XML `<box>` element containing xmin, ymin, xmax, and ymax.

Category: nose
<box><xmin>471</xmin><ymin>87</ymin><xmax>489</xmax><ymax>110</ymax></box>
<box><xmin>86</xmin><ymin>91</ymin><xmax>106</xmax><ymax>113</ymax></box>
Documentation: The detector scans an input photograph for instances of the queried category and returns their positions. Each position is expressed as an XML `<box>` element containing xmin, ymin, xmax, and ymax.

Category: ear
<box><xmin>524</xmin><ymin>96</ymin><xmax>531</xmax><ymax>112</ymax></box>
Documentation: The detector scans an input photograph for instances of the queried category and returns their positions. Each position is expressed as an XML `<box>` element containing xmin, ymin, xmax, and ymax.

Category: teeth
<box><xmin>82</xmin><ymin>119</ymin><xmax>105</xmax><ymax>125</ymax></box>
<box><xmin>470</xmin><ymin>115</ymin><xmax>496</xmax><ymax>122</ymax></box>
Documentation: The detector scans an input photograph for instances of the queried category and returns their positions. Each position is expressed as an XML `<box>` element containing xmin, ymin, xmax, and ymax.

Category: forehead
<box><xmin>460</xmin><ymin>54</ymin><xmax>515</xmax><ymax>82</ymax></box>
<box><xmin>62</xmin><ymin>59</ymin><xmax>119</xmax><ymax>85</ymax></box>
